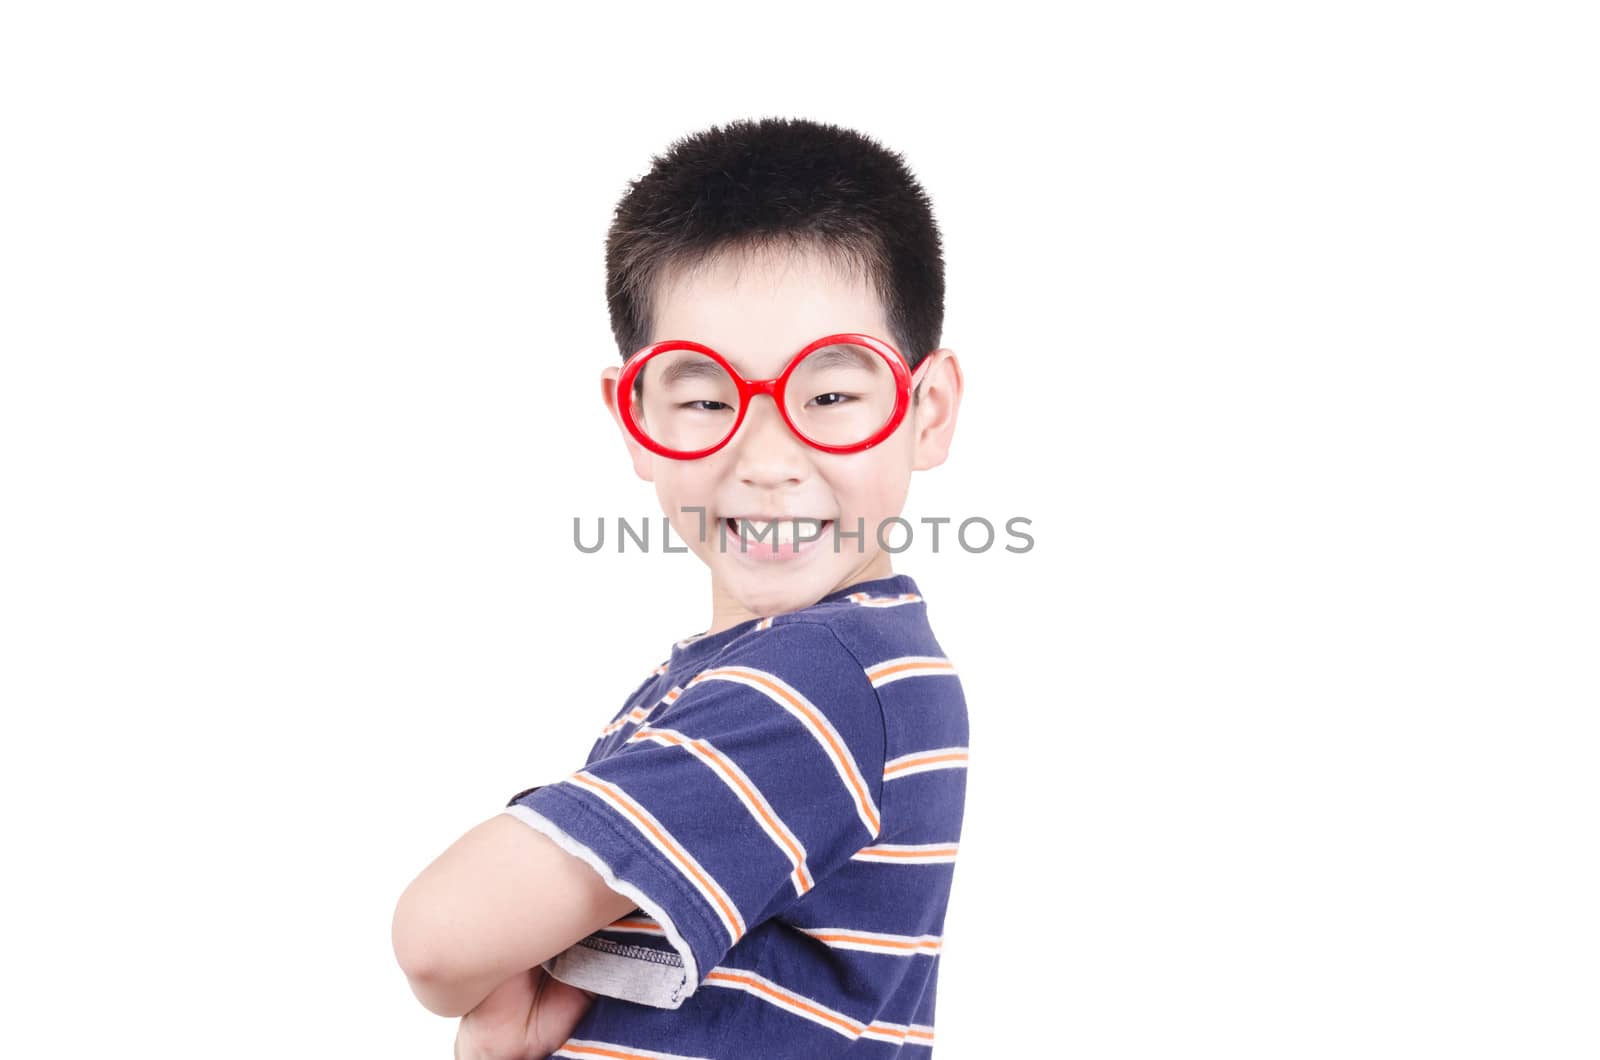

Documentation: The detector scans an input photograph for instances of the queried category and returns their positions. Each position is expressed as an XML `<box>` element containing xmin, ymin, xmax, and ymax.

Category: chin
<box><xmin>728</xmin><ymin>569</ymin><xmax>829</xmax><ymax>616</ymax></box>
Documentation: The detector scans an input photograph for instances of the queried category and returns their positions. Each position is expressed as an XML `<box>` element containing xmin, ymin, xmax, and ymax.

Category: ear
<box><xmin>600</xmin><ymin>366</ymin><xmax>654</xmax><ymax>483</ymax></box>
<box><xmin>909</xmin><ymin>348</ymin><xmax>963</xmax><ymax>471</ymax></box>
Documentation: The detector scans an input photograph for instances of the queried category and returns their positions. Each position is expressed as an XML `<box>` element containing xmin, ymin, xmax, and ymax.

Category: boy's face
<box><xmin>601</xmin><ymin>244</ymin><xmax>958</xmax><ymax>622</ymax></box>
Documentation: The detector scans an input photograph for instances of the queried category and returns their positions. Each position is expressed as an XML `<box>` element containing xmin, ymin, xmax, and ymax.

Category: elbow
<box><xmin>402</xmin><ymin>969</ymin><xmax>479</xmax><ymax>1019</ymax></box>
<box><xmin>392</xmin><ymin>889</ymin><xmax>474</xmax><ymax>1017</ymax></box>
<box><xmin>390</xmin><ymin>884</ymin><xmax>434</xmax><ymax>981</ymax></box>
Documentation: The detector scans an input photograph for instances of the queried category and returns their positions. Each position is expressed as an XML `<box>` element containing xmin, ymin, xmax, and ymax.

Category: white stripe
<box><xmin>866</xmin><ymin>655</ymin><xmax>957</xmax><ymax>687</ymax></box>
<box><xmin>603</xmin><ymin>918</ymin><xmax>666</xmax><ymax>937</ymax></box>
<box><xmin>846</xmin><ymin>592</ymin><xmax>923</xmax><ymax>608</ymax></box>
<box><xmin>628</xmin><ymin>725</ymin><xmax>813</xmax><ymax>895</ymax></box>
<box><xmin>860</xmin><ymin>1021</ymin><xmax>937</xmax><ymax>1046</ymax></box>
<box><xmin>599</xmin><ymin>686</ymin><xmax>682</xmax><ymax>737</ymax></box>
<box><xmin>553</xmin><ymin>1039</ymin><xmax>711</xmax><ymax>1060</ymax></box>
<box><xmin>689</xmin><ymin>665</ymin><xmax>880</xmax><ymax>837</ymax></box>
<box><xmin>851</xmin><ymin>842</ymin><xmax>959</xmax><ymax>865</ymax></box>
<box><xmin>861</xmin><ymin>1022</ymin><xmax>912</xmax><ymax>1045</ymax></box>
<box><xmin>562</xmin><ymin>771</ymin><xmax>746</xmax><ymax>941</ymax></box>
<box><xmin>796</xmin><ymin>925</ymin><xmax>943</xmax><ymax>956</ymax></box>
<box><xmin>599</xmin><ymin>707</ymin><xmax>647</xmax><ymax>737</ymax></box>
<box><xmin>704</xmin><ymin>967</ymin><xmax>864</xmax><ymax>1039</ymax></box>
<box><xmin>883</xmin><ymin>746</ymin><xmax>969</xmax><ymax>781</ymax></box>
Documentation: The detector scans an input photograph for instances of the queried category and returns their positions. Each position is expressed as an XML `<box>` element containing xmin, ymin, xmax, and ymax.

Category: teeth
<box><xmin>732</xmin><ymin>518</ymin><xmax>824</xmax><ymax>544</ymax></box>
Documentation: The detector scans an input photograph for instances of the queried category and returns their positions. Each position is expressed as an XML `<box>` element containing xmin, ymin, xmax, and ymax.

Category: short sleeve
<box><xmin>501</xmin><ymin>621</ymin><xmax>885</xmax><ymax>1009</ymax></box>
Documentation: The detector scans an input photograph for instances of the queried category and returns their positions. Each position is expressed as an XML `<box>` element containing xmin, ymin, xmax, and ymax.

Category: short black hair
<box><xmin>605</xmin><ymin>117</ymin><xmax>945</xmax><ymax>375</ymax></box>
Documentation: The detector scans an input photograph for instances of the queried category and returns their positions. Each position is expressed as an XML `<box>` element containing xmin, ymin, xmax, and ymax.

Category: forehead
<box><xmin>649</xmin><ymin>244</ymin><xmax>894</xmax><ymax>378</ymax></box>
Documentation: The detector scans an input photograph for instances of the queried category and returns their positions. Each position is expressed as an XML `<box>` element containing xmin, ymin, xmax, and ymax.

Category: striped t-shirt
<box><xmin>502</xmin><ymin>573</ymin><xmax>969</xmax><ymax>1059</ymax></box>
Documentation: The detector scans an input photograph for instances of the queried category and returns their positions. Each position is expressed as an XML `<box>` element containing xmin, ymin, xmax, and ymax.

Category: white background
<box><xmin>2</xmin><ymin>3</ymin><xmax>1596</xmax><ymax>1057</ymax></box>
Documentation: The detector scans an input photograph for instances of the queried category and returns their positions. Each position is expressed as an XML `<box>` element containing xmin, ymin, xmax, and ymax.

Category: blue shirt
<box><xmin>503</xmin><ymin>573</ymin><xmax>970</xmax><ymax>1058</ymax></box>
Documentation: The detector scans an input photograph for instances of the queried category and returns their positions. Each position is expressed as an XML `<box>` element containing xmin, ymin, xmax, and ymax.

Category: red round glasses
<box><xmin>617</xmin><ymin>333</ymin><xmax>929</xmax><ymax>460</ymax></box>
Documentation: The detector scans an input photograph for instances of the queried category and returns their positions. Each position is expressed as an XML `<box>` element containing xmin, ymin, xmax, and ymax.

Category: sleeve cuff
<box><xmin>501</xmin><ymin>801</ymin><xmax>705</xmax><ymax>1009</ymax></box>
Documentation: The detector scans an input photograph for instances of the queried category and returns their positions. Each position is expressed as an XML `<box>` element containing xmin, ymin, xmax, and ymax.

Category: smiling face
<box><xmin>601</xmin><ymin>242</ymin><xmax>962</xmax><ymax>633</ymax></box>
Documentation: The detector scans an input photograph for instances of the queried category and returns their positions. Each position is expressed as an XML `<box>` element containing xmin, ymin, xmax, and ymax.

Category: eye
<box><xmin>808</xmin><ymin>392</ymin><xmax>856</xmax><ymax>408</ymax></box>
<box><xmin>680</xmin><ymin>400</ymin><xmax>734</xmax><ymax>412</ymax></box>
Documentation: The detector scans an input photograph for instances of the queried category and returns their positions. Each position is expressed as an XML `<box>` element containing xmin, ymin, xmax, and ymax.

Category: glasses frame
<box><xmin>616</xmin><ymin>332</ymin><xmax>927</xmax><ymax>460</ymax></box>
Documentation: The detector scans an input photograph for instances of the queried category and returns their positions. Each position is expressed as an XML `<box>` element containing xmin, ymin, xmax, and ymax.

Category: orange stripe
<box><xmin>849</xmin><ymin>592</ymin><xmax>921</xmax><ymax>605</ymax></box>
<box><xmin>704</xmin><ymin>970</ymin><xmax>861</xmax><ymax>1036</ymax></box>
<box><xmin>568</xmin><ymin>773</ymin><xmax>742</xmax><ymax>936</ymax></box>
<box><xmin>679</xmin><ymin>733</ymin><xmax>812</xmax><ymax>892</ymax></box>
<box><xmin>865</xmin><ymin>1022</ymin><xmax>919</xmax><ymax>1041</ymax></box>
<box><xmin>809</xmin><ymin>931</ymin><xmax>927</xmax><ymax>951</ymax></box>
<box><xmin>883</xmin><ymin>751</ymin><xmax>967</xmax><ymax>777</ymax></box>
<box><xmin>861</xmin><ymin>845</ymin><xmax>958</xmax><ymax>859</ymax></box>
<box><xmin>705</xmin><ymin>668</ymin><xmax>878</xmax><ymax>834</ymax></box>
<box><xmin>633</xmin><ymin>728</ymin><xmax>811</xmax><ymax>889</ymax></box>
<box><xmin>557</xmin><ymin>1046</ymin><xmax>701</xmax><ymax>1060</ymax></box>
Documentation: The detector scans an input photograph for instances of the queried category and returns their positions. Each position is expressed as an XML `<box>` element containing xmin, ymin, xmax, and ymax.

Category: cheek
<box><xmin>654</xmin><ymin>466</ymin><xmax>721</xmax><ymax>548</ymax></box>
<box><xmin>840</xmin><ymin>425</ymin><xmax>918</xmax><ymax>510</ymax></box>
<box><xmin>830</xmin><ymin>460</ymin><xmax>912</xmax><ymax>518</ymax></box>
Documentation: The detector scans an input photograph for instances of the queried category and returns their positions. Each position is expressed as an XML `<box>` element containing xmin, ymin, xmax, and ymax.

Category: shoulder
<box><xmin>674</xmin><ymin>618</ymin><xmax>890</xmax><ymax>768</ymax></box>
<box><xmin>777</xmin><ymin>585</ymin><xmax>968</xmax><ymax>746</ymax></box>
<box><xmin>671</xmin><ymin>579</ymin><xmax>961</xmax><ymax>723</ymax></box>
<box><xmin>777</xmin><ymin>585</ymin><xmax>955</xmax><ymax>690</ymax></box>
<box><xmin>687</xmin><ymin>618</ymin><xmax>882</xmax><ymax>714</ymax></box>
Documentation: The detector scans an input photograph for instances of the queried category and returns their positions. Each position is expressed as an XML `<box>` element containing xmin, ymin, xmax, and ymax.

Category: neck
<box><xmin>704</xmin><ymin>552</ymin><xmax>896</xmax><ymax>637</ymax></box>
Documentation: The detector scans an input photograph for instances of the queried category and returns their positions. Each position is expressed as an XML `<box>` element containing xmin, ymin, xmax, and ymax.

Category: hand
<box><xmin>454</xmin><ymin>965</ymin><xmax>597</xmax><ymax>1060</ymax></box>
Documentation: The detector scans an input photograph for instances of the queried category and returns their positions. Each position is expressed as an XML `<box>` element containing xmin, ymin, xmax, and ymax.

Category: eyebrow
<box><xmin>657</xmin><ymin>356</ymin><xmax>733</xmax><ymax>386</ymax></box>
<box><xmin>802</xmin><ymin>344</ymin><xmax>881</xmax><ymax>373</ymax></box>
<box><xmin>647</xmin><ymin>342</ymin><xmax>884</xmax><ymax>389</ymax></box>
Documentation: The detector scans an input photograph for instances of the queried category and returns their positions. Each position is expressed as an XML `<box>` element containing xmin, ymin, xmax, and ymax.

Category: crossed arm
<box><xmin>391</xmin><ymin>813</ymin><xmax>639</xmax><ymax>1017</ymax></box>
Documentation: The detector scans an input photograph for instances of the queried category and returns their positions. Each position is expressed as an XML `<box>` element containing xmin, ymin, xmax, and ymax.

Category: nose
<box><xmin>731</xmin><ymin>392</ymin><xmax>809</xmax><ymax>487</ymax></box>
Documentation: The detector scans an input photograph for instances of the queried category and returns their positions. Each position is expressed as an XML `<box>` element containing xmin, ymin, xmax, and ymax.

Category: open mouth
<box><xmin>721</xmin><ymin>517</ymin><xmax>835</xmax><ymax>553</ymax></box>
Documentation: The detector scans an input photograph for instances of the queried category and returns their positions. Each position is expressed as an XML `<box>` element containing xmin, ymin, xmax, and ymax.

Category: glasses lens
<box><xmin>631</xmin><ymin>349</ymin><xmax>742</xmax><ymax>454</ymax></box>
<box><xmin>784</xmin><ymin>342</ymin><xmax>900</xmax><ymax>448</ymax></box>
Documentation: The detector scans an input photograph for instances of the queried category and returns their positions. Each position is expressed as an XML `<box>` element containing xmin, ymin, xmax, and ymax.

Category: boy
<box><xmin>392</xmin><ymin>117</ymin><xmax>968</xmax><ymax>1058</ymax></box>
